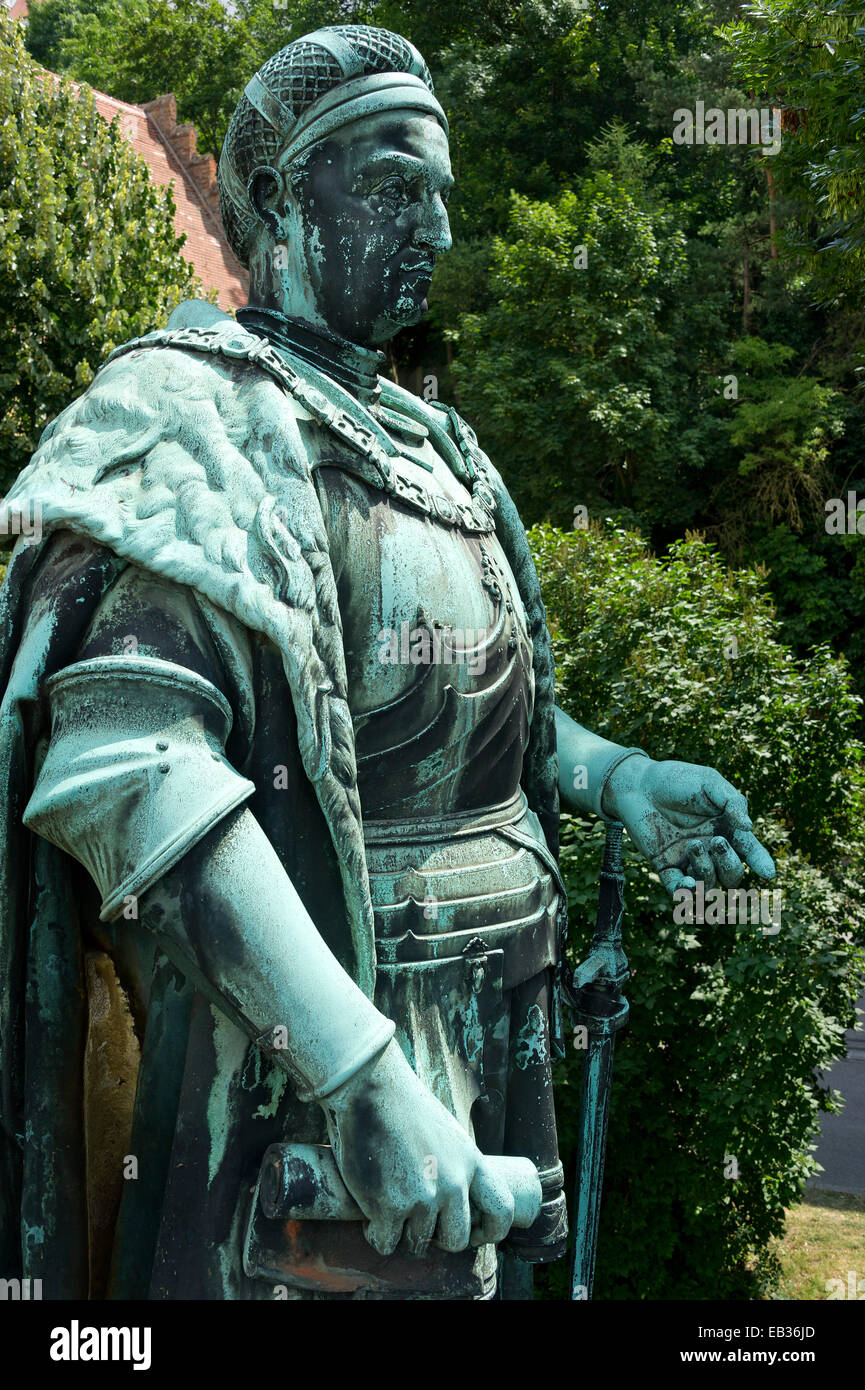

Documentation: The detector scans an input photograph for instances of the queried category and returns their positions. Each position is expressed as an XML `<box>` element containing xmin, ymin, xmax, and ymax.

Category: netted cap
<box><xmin>218</xmin><ymin>25</ymin><xmax>447</xmax><ymax>267</ymax></box>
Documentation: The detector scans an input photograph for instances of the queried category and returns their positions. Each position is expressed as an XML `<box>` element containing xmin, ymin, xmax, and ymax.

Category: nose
<box><xmin>413</xmin><ymin>190</ymin><xmax>452</xmax><ymax>257</ymax></box>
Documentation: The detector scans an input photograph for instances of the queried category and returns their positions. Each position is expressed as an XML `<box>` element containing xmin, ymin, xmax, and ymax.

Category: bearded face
<box><xmin>253</xmin><ymin>110</ymin><xmax>453</xmax><ymax>346</ymax></box>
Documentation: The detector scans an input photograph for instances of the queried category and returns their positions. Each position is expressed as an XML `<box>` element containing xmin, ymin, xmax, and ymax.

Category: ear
<box><xmin>248</xmin><ymin>165</ymin><xmax>290</xmax><ymax>240</ymax></box>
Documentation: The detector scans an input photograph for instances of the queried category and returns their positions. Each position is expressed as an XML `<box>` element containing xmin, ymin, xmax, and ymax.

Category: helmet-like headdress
<box><xmin>218</xmin><ymin>25</ymin><xmax>448</xmax><ymax>266</ymax></box>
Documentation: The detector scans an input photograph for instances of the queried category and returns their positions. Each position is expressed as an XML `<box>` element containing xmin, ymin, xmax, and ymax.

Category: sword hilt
<box><xmin>257</xmin><ymin>1143</ymin><xmax>543</xmax><ymax>1241</ymax></box>
<box><xmin>566</xmin><ymin>821</ymin><xmax>629</xmax><ymax>1000</ymax></box>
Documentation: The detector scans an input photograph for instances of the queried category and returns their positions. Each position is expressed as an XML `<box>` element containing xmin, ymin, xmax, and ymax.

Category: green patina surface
<box><xmin>0</xmin><ymin>22</ymin><xmax>777</xmax><ymax>1301</ymax></box>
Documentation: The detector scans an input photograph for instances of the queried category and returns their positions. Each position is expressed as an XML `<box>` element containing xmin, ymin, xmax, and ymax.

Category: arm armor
<box><xmin>24</xmin><ymin>654</ymin><xmax>255</xmax><ymax>920</ymax></box>
<box><xmin>23</xmin><ymin>651</ymin><xmax>395</xmax><ymax>1099</ymax></box>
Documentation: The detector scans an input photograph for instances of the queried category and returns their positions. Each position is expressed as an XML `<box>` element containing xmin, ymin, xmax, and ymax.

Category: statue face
<box><xmin>262</xmin><ymin>110</ymin><xmax>453</xmax><ymax>346</ymax></box>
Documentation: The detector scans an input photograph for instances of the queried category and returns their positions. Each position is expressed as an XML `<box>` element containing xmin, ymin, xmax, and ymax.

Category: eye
<box><xmin>374</xmin><ymin>176</ymin><xmax>409</xmax><ymax>207</ymax></box>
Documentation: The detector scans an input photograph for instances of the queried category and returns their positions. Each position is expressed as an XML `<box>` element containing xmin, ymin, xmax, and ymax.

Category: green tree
<box><xmin>722</xmin><ymin>0</ymin><xmax>865</xmax><ymax>305</ymax></box>
<box><xmin>46</xmin><ymin>0</ymin><xmax>256</xmax><ymax>158</ymax></box>
<box><xmin>451</xmin><ymin>126</ymin><xmax>703</xmax><ymax>530</ymax></box>
<box><xmin>34</xmin><ymin>0</ymin><xmax>354</xmax><ymax>158</ymax></box>
<box><xmin>23</xmin><ymin>0</ymin><xmax>107</xmax><ymax>71</ymax></box>
<box><xmin>716</xmin><ymin>336</ymin><xmax>845</xmax><ymax>542</ymax></box>
<box><xmin>0</xmin><ymin>11</ymin><xmax>198</xmax><ymax>495</ymax></box>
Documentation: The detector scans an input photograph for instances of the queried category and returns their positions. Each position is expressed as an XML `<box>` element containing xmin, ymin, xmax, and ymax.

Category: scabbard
<box><xmin>567</xmin><ymin>822</ymin><xmax>630</xmax><ymax>1301</ymax></box>
<box><xmin>570</xmin><ymin>983</ymin><xmax>628</xmax><ymax>1298</ymax></box>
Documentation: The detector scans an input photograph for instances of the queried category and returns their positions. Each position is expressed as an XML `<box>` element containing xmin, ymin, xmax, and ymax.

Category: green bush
<box><xmin>531</xmin><ymin>522</ymin><xmax>865</xmax><ymax>1298</ymax></box>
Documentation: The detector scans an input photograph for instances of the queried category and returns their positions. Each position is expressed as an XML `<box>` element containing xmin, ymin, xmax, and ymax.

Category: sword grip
<box><xmin>259</xmin><ymin>1142</ymin><xmax>542</xmax><ymax>1229</ymax></box>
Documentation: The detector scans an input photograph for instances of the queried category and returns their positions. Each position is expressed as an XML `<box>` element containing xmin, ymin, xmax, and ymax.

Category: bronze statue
<box><xmin>0</xmin><ymin>24</ymin><xmax>774</xmax><ymax>1300</ymax></box>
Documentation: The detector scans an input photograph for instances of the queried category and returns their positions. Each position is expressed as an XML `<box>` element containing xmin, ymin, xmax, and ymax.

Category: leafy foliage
<box><xmin>0</xmin><ymin>10</ymin><xmax>197</xmax><ymax>494</ymax></box>
<box><xmin>711</xmin><ymin>336</ymin><xmax>846</xmax><ymax>541</ymax></box>
<box><xmin>529</xmin><ymin>522</ymin><xmax>865</xmax><ymax>1298</ymax></box>
<box><xmin>450</xmin><ymin>130</ymin><xmax>702</xmax><ymax>529</ymax></box>
<box><xmin>24</xmin><ymin>0</ymin><xmax>356</xmax><ymax>159</ymax></box>
<box><xmin>721</xmin><ymin>0</ymin><xmax>865</xmax><ymax>305</ymax></box>
<box><xmin>44</xmin><ymin>0</ymin><xmax>260</xmax><ymax>161</ymax></box>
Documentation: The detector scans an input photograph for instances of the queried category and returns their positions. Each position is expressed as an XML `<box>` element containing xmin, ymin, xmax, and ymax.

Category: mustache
<box><xmin>398</xmin><ymin>253</ymin><xmax>436</xmax><ymax>277</ymax></box>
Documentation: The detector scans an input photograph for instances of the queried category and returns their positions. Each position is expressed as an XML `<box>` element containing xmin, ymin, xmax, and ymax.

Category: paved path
<box><xmin>807</xmin><ymin>991</ymin><xmax>865</xmax><ymax>1195</ymax></box>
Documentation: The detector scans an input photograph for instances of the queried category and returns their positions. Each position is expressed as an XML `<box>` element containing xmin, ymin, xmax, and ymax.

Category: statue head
<box><xmin>218</xmin><ymin>25</ymin><xmax>453</xmax><ymax>347</ymax></box>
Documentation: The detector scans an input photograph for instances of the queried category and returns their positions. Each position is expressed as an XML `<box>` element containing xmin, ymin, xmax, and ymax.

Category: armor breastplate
<box><xmin>356</xmin><ymin>537</ymin><xmax>535</xmax><ymax>818</ymax></box>
<box><xmin>317</xmin><ymin>456</ymin><xmax>535</xmax><ymax>821</ymax></box>
<box><xmin>317</xmin><ymin>427</ymin><xmax>565</xmax><ymax>1031</ymax></box>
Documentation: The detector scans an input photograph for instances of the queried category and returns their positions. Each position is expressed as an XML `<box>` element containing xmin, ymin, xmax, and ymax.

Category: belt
<box><xmin>362</xmin><ymin>788</ymin><xmax>527</xmax><ymax>845</ymax></box>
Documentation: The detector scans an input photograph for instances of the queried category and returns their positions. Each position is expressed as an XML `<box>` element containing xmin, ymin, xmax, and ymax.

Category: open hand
<box><xmin>604</xmin><ymin>756</ymin><xmax>776</xmax><ymax>895</ymax></box>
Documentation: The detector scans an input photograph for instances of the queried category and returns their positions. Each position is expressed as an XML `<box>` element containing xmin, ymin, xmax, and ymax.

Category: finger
<box><xmin>709</xmin><ymin>836</ymin><xmax>744</xmax><ymax>888</ymax></box>
<box><xmin>687</xmin><ymin>840</ymin><xmax>717</xmax><ymax>888</ymax></box>
<box><xmin>469</xmin><ymin>1219</ymin><xmax>487</xmax><ymax>1249</ymax></box>
<box><xmin>468</xmin><ymin>1164</ymin><xmax>516</xmax><ymax>1247</ymax></box>
<box><xmin>363</xmin><ymin>1213</ymin><xmax>405</xmax><ymax>1258</ymax></box>
<box><xmin>658</xmin><ymin>865</ymin><xmax>697</xmax><ymax>895</ymax></box>
<box><xmin>729</xmin><ymin>829</ymin><xmax>776</xmax><ymax>880</ymax></box>
<box><xmin>403</xmin><ymin>1205</ymin><xmax>437</xmax><ymax>1259</ymax></box>
<box><xmin>434</xmin><ymin>1188</ymin><xmax>472</xmax><ymax>1253</ymax></box>
<box><xmin>711</xmin><ymin>786</ymin><xmax>752</xmax><ymax>832</ymax></box>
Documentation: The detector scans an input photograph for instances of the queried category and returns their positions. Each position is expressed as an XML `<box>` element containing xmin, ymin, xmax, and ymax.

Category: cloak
<box><xmin>0</xmin><ymin>303</ymin><xmax>562</xmax><ymax>1293</ymax></box>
